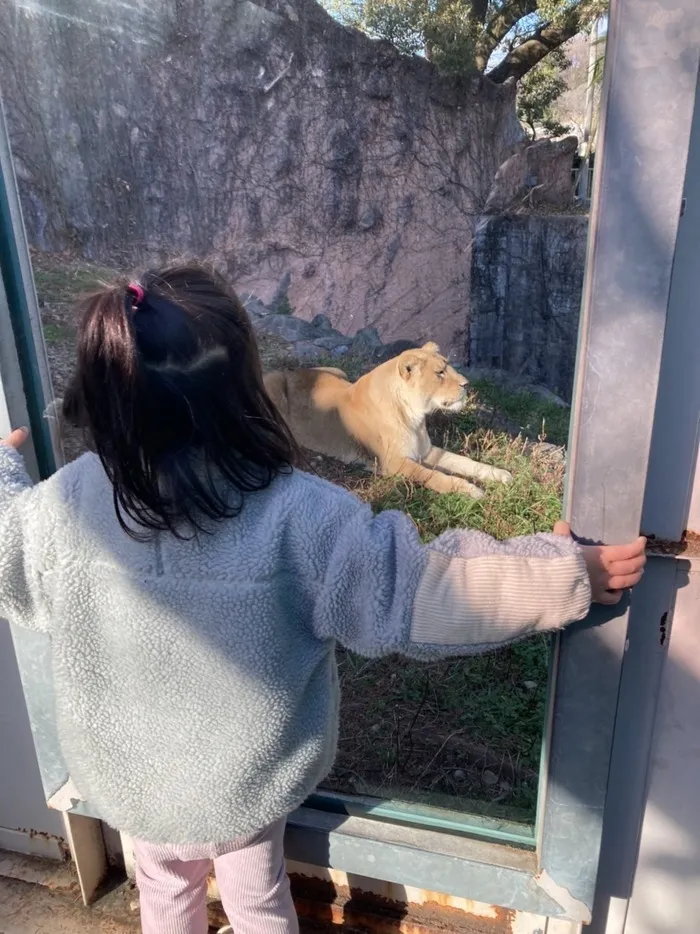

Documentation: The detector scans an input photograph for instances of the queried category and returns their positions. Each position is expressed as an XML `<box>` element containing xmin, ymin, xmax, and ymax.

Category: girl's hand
<box><xmin>554</xmin><ymin>520</ymin><xmax>646</xmax><ymax>605</ymax></box>
<box><xmin>1</xmin><ymin>427</ymin><xmax>29</xmax><ymax>450</ymax></box>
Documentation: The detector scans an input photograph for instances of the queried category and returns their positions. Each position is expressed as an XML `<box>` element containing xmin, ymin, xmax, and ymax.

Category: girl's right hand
<box><xmin>553</xmin><ymin>521</ymin><xmax>646</xmax><ymax>605</ymax></box>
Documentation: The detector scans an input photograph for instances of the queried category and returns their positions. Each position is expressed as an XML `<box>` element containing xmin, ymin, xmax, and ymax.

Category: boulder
<box><xmin>376</xmin><ymin>338</ymin><xmax>418</xmax><ymax>363</ymax></box>
<box><xmin>292</xmin><ymin>341</ymin><xmax>326</xmax><ymax>363</ymax></box>
<box><xmin>314</xmin><ymin>333</ymin><xmax>350</xmax><ymax>351</ymax></box>
<box><xmin>254</xmin><ymin>314</ymin><xmax>317</xmax><ymax>342</ymax></box>
<box><xmin>351</xmin><ymin>326</ymin><xmax>383</xmax><ymax>357</ymax></box>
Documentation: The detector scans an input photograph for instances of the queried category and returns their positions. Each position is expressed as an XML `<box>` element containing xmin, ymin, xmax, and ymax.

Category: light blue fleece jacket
<box><xmin>0</xmin><ymin>446</ymin><xmax>591</xmax><ymax>844</ymax></box>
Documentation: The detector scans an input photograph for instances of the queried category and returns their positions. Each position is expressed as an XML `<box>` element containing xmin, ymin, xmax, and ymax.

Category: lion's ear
<box><xmin>422</xmin><ymin>341</ymin><xmax>440</xmax><ymax>353</ymax></box>
<box><xmin>398</xmin><ymin>352</ymin><xmax>422</xmax><ymax>382</ymax></box>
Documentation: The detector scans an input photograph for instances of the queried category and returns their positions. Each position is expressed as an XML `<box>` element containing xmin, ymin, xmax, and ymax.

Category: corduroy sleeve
<box><xmin>310</xmin><ymin>498</ymin><xmax>591</xmax><ymax>660</ymax></box>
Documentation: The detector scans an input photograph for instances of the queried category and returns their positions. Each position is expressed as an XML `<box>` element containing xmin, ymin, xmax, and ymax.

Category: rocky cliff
<box><xmin>1</xmin><ymin>0</ymin><xmax>524</xmax><ymax>353</ymax></box>
<box><xmin>469</xmin><ymin>215</ymin><xmax>588</xmax><ymax>401</ymax></box>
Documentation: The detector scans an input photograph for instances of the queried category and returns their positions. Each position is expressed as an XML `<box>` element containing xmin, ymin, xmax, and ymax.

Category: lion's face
<box><xmin>397</xmin><ymin>342</ymin><xmax>468</xmax><ymax>414</ymax></box>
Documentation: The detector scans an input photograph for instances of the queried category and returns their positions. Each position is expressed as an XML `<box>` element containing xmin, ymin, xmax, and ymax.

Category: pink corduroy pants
<box><xmin>132</xmin><ymin>819</ymin><xmax>299</xmax><ymax>934</ymax></box>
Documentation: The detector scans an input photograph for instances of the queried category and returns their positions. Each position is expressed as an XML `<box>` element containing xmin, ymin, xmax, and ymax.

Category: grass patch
<box><xmin>469</xmin><ymin>378</ymin><xmax>570</xmax><ymax>447</ymax></box>
<box><xmin>327</xmin><ymin>637</ymin><xmax>550</xmax><ymax>819</ymax></box>
<box><xmin>31</xmin><ymin>250</ymin><xmax>116</xmax><ymax>306</ymax></box>
<box><xmin>275</xmin><ymin>295</ymin><xmax>294</xmax><ymax>316</ymax></box>
<box><xmin>42</xmin><ymin>323</ymin><xmax>75</xmax><ymax>345</ymax></box>
<box><xmin>359</xmin><ymin>417</ymin><xmax>564</xmax><ymax>542</ymax></box>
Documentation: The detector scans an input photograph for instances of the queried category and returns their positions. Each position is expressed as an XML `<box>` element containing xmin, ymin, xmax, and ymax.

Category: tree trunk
<box><xmin>577</xmin><ymin>18</ymin><xmax>602</xmax><ymax>201</ymax></box>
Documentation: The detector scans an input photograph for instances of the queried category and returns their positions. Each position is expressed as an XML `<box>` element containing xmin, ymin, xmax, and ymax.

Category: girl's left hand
<box><xmin>553</xmin><ymin>519</ymin><xmax>646</xmax><ymax>604</ymax></box>
<box><xmin>1</xmin><ymin>427</ymin><xmax>29</xmax><ymax>449</ymax></box>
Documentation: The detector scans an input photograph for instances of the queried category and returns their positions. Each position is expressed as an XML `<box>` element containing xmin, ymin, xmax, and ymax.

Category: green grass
<box><xmin>275</xmin><ymin>295</ymin><xmax>294</xmax><ymax>316</ymax></box>
<box><xmin>469</xmin><ymin>378</ymin><xmax>570</xmax><ymax>447</ymax></box>
<box><xmin>328</xmin><ymin>637</ymin><xmax>550</xmax><ymax>819</ymax></box>
<box><xmin>42</xmin><ymin>323</ymin><xmax>75</xmax><ymax>345</ymax></box>
<box><xmin>359</xmin><ymin>423</ymin><xmax>564</xmax><ymax>543</ymax></box>
<box><xmin>31</xmin><ymin>251</ymin><xmax>116</xmax><ymax>305</ymax></box>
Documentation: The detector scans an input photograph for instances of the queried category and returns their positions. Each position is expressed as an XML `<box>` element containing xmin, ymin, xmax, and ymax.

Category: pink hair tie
<box><xmin>127</xmin><ymin>281</ymin><xmax>145</xmax><ymax>308</ymax></box>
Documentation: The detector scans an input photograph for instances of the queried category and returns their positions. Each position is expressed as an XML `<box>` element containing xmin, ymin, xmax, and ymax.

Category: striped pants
<box><xmin>132</xmin><ymin>819</ymin><xmax>299</xmax><ymax>934</ymax></box>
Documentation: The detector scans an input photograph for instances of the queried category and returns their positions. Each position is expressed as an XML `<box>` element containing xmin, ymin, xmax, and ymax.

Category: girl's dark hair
<box><xmin>64</xmin><ymin>262</ymin><xmax>300</xmax><ymax>539</ymax></box>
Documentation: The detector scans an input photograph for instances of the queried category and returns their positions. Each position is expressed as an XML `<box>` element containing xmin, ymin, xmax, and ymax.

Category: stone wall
<box><xmin>0</xmin><ymin>0</ymin><xmax>525</xmax><ymax>356</ymax></box>
<box><xmin>468</xmin><ymin>215</ymin><xmax>588</xmax><ymax>402</ymax></box>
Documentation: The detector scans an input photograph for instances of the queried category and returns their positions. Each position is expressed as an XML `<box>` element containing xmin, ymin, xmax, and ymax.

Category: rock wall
<box><xmin>0</xmin><ymin>0</ymin><xmax>524</xmax><ymax>355</ymax></box>
<box><xmin>468</xmin><ymin>215</ymin><xmax>588</xmax><ymax>401</ymax></box>
<box><xmin>483</xmin><ymin>136</ymin><xmax>579</xmax><ymax>214</ymax></box>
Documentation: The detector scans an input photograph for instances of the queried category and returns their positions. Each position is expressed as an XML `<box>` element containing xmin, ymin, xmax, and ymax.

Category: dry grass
<box><xmin>33</xmin><ymin>250</ymin><xmax>570</xmax><ymax>826</ymax></box>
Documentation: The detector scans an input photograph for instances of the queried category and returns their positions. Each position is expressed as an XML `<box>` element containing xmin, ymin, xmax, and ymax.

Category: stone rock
<box><xmin>314</xmin><ymin>333</ymin><xmax>350</xmax><ymax>351</ymax></box>
<box><xmin>2</xmin><ymin>0</ymin><xmax>525</xmax><ymax>359</ymax></box>
<box><xmin>351</xmin><ymin>326</ymin><xmax>383</xmax><ymax>356</ymax></box>
<box><xmin>332</xmin><ymin>345</ymin><xmax>350</xmax><ymax>357</ymax></box>
<box><xmin>243</xmin><ymin>295</ymin><xmax>269</xmax><ymax>319</ymax></box>
<box><xmin>363</xmin><ymin>73</ymin><xmax>391</xmax><ymax>100</ymax></box>
<box><xmin>255</xmin><ymin>314</ymin><xmax>317</xmax><ymax>342</ymax></box>
<box><xmin>376</xmin><ymin>338</ymin><xmax>418</xmax><ymax>363</ymax></box>
<box><xmin>537</xmin><ymin>442</ymin><xmax>566</xmax><ymax>457</ymax></box>
<box><xmin>358</xmin><ymin>206</ymin><xmax>382</xmax><ymax>231</ymax></box>
<box><xmin>527</xmin><ymin>385</ymin><xmax>570</xmax><ymax>408</ymax></box>
<box><xmin>310</xmin><ymin>313</ymin><xmax>334</xmax><ymax>331</ymax></box>
<box><xmin>468</xmin><ymin>216</ymin><xmax>587</xmax><ymax>401</ymax></box>
<box><xmin>525</xmin><ymin>442</ymin><xmax>567</xmax><ymax>463</ymax></box>
<box><xmin>481</xmin><ymin>770</ymin><xmax>498</xmax><ymax>786</ymax></box>
<box><xmin>292</xmin><ymin>341</ymin><xmax>326</xmax><ymax>363</ymax></box>
<box><xmin>484</xmin><ymin>136</ymin><xmax>578</xmax><ymax>214</ymax></box>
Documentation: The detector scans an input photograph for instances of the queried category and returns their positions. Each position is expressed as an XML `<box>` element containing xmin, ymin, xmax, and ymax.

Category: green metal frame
<box><xmin>0</xmin><ymin>97</ymin><xmax>55</xmax><ymax>480</ymax></box>
<box><xmin>305</xmin><ymin>790</ymin><xmax>537</xmax><ymax>848</ymax></box>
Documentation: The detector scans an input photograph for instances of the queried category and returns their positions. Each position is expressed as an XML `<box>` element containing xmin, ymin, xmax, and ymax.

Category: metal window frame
<box><xmin>0</xmin><ymin>95</ymin><xmax>107</xmax><ymax>905</ymax></box>
<box><xmin>589</xmin><ymin>57</ymin><xmax>700</xmax><ymax>934</ymax></box>
<box><xmin>1</xmin><ymin>0</ymin><xmax>699</xmax><ymax>921</ymax></box>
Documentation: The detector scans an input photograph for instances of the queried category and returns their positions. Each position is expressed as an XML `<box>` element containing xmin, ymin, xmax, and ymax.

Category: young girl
<box><xmin>0</xmin><ymin>263</ymin><xmax>645</xmax><ymax>934</ymax></box>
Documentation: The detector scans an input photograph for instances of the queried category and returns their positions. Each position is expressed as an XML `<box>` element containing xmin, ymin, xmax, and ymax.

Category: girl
<box><xmin>0</xmin><ymin>263</ymin><xmax>645</xmax><ymax>934</ymax></box>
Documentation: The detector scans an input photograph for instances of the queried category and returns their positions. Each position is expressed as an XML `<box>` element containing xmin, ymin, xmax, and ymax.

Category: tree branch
<box><xmin>475</xmin><ymin>0</ymin><xmax>537</xmax><ymax>72</ymax></box>
<box><xmin>467</xmin><ymin>0</ymin><xmax>489</xmax><ymax>27</ymax></box>
<box><xmin>487</xmin><ymin>0</ymin><xmax>599</xmax><ymax>83</ymax></box>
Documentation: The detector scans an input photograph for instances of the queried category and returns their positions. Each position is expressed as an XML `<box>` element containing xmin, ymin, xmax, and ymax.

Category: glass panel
<box><xmin>0</xmin><ymin>0</ymin><xmax>605</xmax><ymax>839</ymax></box>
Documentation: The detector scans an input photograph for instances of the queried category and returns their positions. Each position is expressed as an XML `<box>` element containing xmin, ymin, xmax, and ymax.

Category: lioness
<box><xmin>264</xmin><ymin>342</ymin><xmax>512</xmax><ymax>498</ymax></box>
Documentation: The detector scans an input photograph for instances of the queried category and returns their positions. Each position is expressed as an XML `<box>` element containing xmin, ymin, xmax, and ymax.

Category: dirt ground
<box><xmin>0</xmin><ymin>874</ymin><xmax>338</xmax><ymax>934</ymax></box>
<box><xmin>0</xmin><ymin>875</ymin><xmax>140</xmax><ymax>934</ymax></box>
